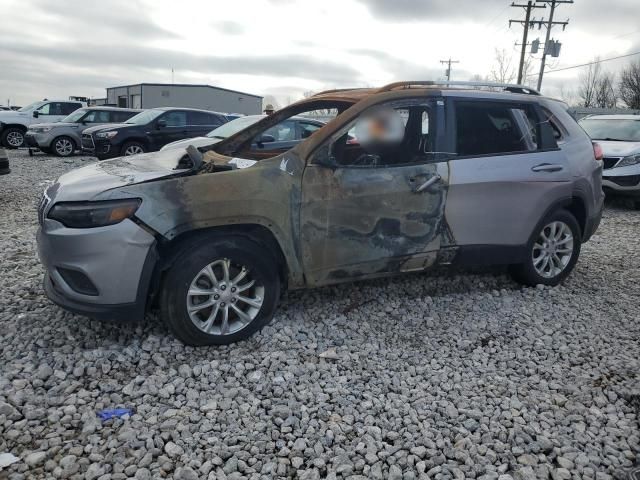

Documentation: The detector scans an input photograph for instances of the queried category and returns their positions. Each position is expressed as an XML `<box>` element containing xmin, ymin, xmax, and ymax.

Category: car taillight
<box><xmin>593</xmin><ymin>142</ymin><xmax>604</xmax><ymax>161</ymax></box>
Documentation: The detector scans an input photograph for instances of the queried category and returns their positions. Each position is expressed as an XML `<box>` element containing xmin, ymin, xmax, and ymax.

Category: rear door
<box><xmin>444</xmin><ymin>98</ymin><xmax>570</xmax><ymax>257</ymax></box>
<box><xmin>188</xmin><ymin>111</ymin><xmax>223</xmax><ymax>137</ymax></box>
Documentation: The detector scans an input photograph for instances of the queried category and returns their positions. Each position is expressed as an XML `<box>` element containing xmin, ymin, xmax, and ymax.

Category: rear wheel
<box><xmin>121</xmin><ymin>141</ymin><xmax>146</xmax><ymax>156</ymax></box>
<box><xmin>1</xmin><ymin>127</ymin><xmax>25</xmax><ymax>149</ymax></box>
<box><xmin>510</xmin><ymin>209</ymin><xmax>581</xmax><ymax>287</ymax></box>
<box><xmin>160</xmin><ymin>236</ymin><xmax>280</xmax><ymax>346</ymax></box>
<box><xmin>52</xmin><ymin>136</ymin><xmax>75</xmax><ymax>157</ymax></box>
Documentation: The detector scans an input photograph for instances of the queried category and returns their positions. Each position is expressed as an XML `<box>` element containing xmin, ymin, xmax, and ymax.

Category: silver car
<box><xmin>25</xmin><ymin>107</ymin><xmax>141</xmax><ymax>157</ymax></box>
<box><xmin>579</xmin><ymin>114</ymin><xmax>640</xmax><ymax>207</ymax></box>
<box><xmin>37</xmin><ymin>81</ymin><xmax>604</xmax><ymax>346</ymax></box>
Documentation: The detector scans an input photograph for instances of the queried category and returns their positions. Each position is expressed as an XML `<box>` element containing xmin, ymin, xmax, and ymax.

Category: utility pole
<box><xmin>440</xmin><ymin>58</ymin><xmax>460</xmax><ymax>81</ymax></box>
<box><xmin>509</xmin><ymin>1</ymin><xmax>546</xmax><ymax>84</ymax></box>
<box><xmin>535</xmin><ymin>0</ymin><xmax>572</xmax><ymax>90</ymax></box>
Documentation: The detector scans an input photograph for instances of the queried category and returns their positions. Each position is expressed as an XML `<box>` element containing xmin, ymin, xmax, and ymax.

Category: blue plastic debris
<box><xmin>97</xmin><ymin>408</ymin><xmax>134</xmax><ymax>421</ymax></box>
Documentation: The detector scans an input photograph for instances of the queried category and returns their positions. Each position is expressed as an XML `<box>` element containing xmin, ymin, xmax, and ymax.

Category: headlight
<box><xmin>96</xmin><ymin>131</ymin><xmax>118</xmax><ymax>139</ymax></box>
<box><xmin>47</xmin><ymin>199</ymin><xmax>141</xmax><ymax>228</ymax></box>
<box><xmin>616</xmin><ymin>154</ymin><xmax>640</xmax><ymax>168</ymax></box>
<box><xmin>31</xmin><ymin>126</ymin><xmax>53</xmax><ymax>133</ymax></box>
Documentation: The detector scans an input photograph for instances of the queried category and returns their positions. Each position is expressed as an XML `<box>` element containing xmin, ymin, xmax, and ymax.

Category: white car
<box><xmin>0</xmin><ymin>99</ymin><xmax>87</xmax><ymax>148</ymax></box>
<box><xmin>580</xmin><ymin>114</ymin><xmax>640</xmax><ymax>206</ymax></box>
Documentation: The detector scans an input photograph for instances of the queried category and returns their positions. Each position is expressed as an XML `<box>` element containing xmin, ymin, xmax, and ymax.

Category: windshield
<box><xmin>18</xmin><ymin>101</ymin><xmax>45</xmax><ymax>112</ymax></box>
<box><xmin>580</xmin><ymin>118</ymin><xmax>640</xmax><ymax>142</ymax></box>
<box><xmin>206</xmin><ymin>115</ymin><xmax>263</xmax><ymax>138</ymax></box>
<box><xmin>125</xmin><ymin>109</ymin><xmax>163</xmax><ymax>125</ymax></box>
<box><xmin>62</xmin><ymin>108</ymin><xmax>89</xmax><ymax>123</ymax></box>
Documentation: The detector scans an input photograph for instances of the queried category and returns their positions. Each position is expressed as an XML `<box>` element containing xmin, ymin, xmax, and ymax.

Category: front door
<box><xmin>443</xmin><ymin>99</ymin><xmax>572</xmax><ymax>256</ymax></box>
<box><xmin>150</xmin><ymin>110</ymin><xmax>188</xmax><ymax>149</ymax></box>
<box><xmin>300</xmin><ymin>98</ymin><xmax>449</xmax><ymax>286</ymax></box>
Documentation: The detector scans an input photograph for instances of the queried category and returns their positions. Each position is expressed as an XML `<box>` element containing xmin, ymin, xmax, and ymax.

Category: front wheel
<box><xmin>160</xmin><ymin>237</ymin><xmax>280</xmax><ymax>346</ymax></box>
<box><xmin>52</xmin><ymin>136</ymin><xmax>76</xmax><ymax>157</ymax></box>
<box><xmin>1</xmin><ymin>127</ymin><xmax>25</xmax><ymax>149</ymax></box>
<box><xmin>121</xmin><ymin>141</ymin><xmax>146</xmax><ymax>156</ymax></box>
<box><xmin>510</xmin><ymin>209</ymin><xmax>581</xmax><ymax>287</ymax></box>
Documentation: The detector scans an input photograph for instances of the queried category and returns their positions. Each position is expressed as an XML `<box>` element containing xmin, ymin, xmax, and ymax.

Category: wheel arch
<box><xmin>1</xmin><ymin>123</ymin><xmax>27</xmax><ymax>132</ymax></box>
<box><xmin>147</xmin><ymin>223</ymin><xmax>292</xmax><ymax>308</ymax></box>
<box><xmin>531</xmin><ymin>195</ymin><xmax>586</xmax><ymax>241</ymax></box>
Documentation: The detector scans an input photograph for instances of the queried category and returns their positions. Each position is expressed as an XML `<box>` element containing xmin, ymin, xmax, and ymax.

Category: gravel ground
<box><xmin>1</xmin><ymin>149</ymin><xmax>640</xmax><ymax>480</ymax></box>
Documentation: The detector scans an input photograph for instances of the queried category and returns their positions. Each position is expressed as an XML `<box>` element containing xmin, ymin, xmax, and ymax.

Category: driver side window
<box><xmin>320</xmin><ymin>101</ymin><xmax>435</xmax><ymax>168</ymax></box>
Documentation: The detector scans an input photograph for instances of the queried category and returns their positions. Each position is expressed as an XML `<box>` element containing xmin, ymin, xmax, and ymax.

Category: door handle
<box><xmin>412</xmin><ymin>173</ymin><xmax>442</xmax><ymax>193</ymax></box>
<box><xmin>531</xmin><ymin>163</ymin><xmax>563</xmax><ymax>173</ymax></box>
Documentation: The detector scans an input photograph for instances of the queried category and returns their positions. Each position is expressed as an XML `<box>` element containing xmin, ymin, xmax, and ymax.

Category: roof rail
<box><xmin>311</xmin><ymin>87</ymin><xmax>370</xmax><ymax>97</ymax></box>
<box><xmin>376</xmin><ymin>80</ymin><xmax>541</xmax><ymax>96</ymax></box>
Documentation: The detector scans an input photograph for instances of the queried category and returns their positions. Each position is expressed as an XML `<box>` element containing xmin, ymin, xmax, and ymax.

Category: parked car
<box><xmin>161</xmin><ymin>114</ymin><xmax>325</xmax><ymax>151</ymax></box>
<box><xmin>25</xmin><ymin>107</ymin><xmax>142</xmax><ymax>157</ymax></box>
<box><xmin>37</xmin><ymin>81</ymin><xmax>603</xmax><ymax>346</ymax></box>
<box><xmin>81</xmin><ymin>108</ymin><xmax>229</xmax><ymax>160</ymax></box>
<box><xmin>0</xmin><ymin>99</ymin><xmax>86</xmax><ymax>149</ymax></box>
<box><xmin>579</xmin><ymin>114</ymin><xmax>640</xmax><ymax>207</ymax></box>
<box><xmin>0</xmin><ymin>148</ymin><xmax>9</xmax><ymax>175</ymax></box>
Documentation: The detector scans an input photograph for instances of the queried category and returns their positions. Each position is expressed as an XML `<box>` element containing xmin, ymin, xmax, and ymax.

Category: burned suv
<box><xmin>37</xmin><ymin>81</ymin><xmax>604</xmax><ymax>345</ymax></box>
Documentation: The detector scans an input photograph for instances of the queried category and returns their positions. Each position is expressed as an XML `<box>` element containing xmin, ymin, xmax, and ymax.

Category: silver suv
<box><xmin>37</xmin><ymin>81</ymin><xmax>604</xmax><ymax>346</ymax></box>
<box><xmin>25</xmin><ymin>107</ymin><xmax>141</xmax><ymax>157</ymax></box>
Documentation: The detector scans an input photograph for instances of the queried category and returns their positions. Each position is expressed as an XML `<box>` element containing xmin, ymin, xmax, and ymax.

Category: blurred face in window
<box><xmin>355</xmin><ymin>107</ymin><xmax>405</xmax><ymax>153</ymax></box>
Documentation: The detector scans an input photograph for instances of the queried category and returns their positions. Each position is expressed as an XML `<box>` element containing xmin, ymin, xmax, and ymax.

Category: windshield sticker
<box><xmin>229</xmin><ymin>158</ymin><xmax>258</xmax><ymax>169</ymax></box>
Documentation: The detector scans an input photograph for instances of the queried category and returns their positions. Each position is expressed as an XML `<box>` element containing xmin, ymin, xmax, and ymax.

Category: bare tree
<box><xmin>521</xmin><ymin>56</ymin><xmax>536</xmax><ymax>88</ymax></box>
<box><xmin>619</xmin><ymin>60</ymin><xmax>640</xmax><ymax>109</ymax></box>
<box><xmin>558</xmin><ymin>83</ymin><xmax>578</xmax><ymax>106</ymax></box>
<box><xmin>490</xmin><ymin>48</ymin><xmax>516</xmax><ymax>84</ymax></box>
<box><xmin>578</xmin><ymin>60</ymin><xmax>602</xmax><ymax>108</ymax></box>
<box><xmin>595</xmin><ymin>71</ymin><xmax>617</xmax><ymax>108</ymax></box>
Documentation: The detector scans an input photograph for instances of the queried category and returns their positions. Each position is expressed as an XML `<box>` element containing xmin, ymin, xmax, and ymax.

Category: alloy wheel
<box><xmin>6</xmin><ymin>131</ymin><xmax>23</xmax><ymax>147</ymax></box>
<box><xmin>55</xmin><ymin>138</ymin><xmax>74</xmax><ymax>156</ymax></box>
<box><xmin>186</xmin><ymin>258</ymin><xmax>265</xmax><ymax>335</ymax></box>
<box><xmin>532</xmin><ymin>220</ymin><xmax>574</xmax><ymax>279</ymax></box>
<box><xmin>124</xmin><ymin>145</ymin><xmax>144</xmax><ymax>155</ymax></box>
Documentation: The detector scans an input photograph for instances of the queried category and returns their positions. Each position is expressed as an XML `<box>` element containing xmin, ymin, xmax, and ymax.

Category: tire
<box><xmin>1</xmin><ymin>127</ymin><xmax>25</xmax><ymax>149</ymax></box>
<box><xmin>510</xmin><ymin>209</ymin><xmax>581</xmax><ymax>287</ymax></box>
<box><xmin>121</xmin><ymin>141</ymin><xmax>146</xmax><ymax>156</ymax></box>
<box><xmin>51</xmin><ymin>136</ymin><xmax>76</xmax><ymax>157</ymax></box>
<box><xmin>160</xmin><ymin>236</ymin><xmax>281</xmax><ymax>346</ymax></box>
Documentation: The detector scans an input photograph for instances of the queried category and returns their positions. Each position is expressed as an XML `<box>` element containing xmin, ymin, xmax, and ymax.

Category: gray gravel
<box><xmin>1</xmin><ymin>149</ymin><xmax>640</xmax><ymax>480</ymax></box>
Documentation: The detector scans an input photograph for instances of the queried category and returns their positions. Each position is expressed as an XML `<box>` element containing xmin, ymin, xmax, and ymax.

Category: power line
<box><xmin>530</xmin><ymin>50</ymin><xmax>640</xmax><ymax>75</ymax></box>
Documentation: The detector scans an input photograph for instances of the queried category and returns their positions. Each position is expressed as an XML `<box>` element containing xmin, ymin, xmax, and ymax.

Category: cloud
<box><xmin>214</xmin><ymin>21</ymin><xmax>244</xmax><ymax>35</ymax></box>
<box><xmin>356</xmin><ymin>0</ymin><xmax>505</xmax><ymax>22</ymax></box>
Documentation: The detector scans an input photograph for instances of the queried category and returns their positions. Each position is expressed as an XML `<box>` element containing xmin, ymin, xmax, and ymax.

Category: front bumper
<box><xmin>37</xmin><ymin>218</ymin><xmax>157</xmax><ymax>322</ymax></box>
<box><xmin>82</xmin><ymin>135</ymin><xmax>115</xmax><ymax>158</ymax></box>
<box><xmin>602</xmin><ymin>164</ymin><xmax>640</xmax><ymax>197</ymax></box>
<box><xmin>24</xmin><ymin>131</ymin><xmax>52</xmax><ymax>149</ymax></box>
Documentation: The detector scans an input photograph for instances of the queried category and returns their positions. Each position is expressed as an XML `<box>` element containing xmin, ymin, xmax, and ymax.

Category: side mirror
<box><xmin>259</xmin><ymin>134</ymin><xmax>275</xmax><ymax>144</ymax></box>
<box><xmin>312</xmin><ymin>145</ymin><xmax>336</xmax><ymax>168</ymax></box>
<box><xmin>156</xmin><ymin>119</ymin><xmax>167</xmax><ymax>129</ymax></box>
<box><xmin>33</xmin><ymin>111</ymin><xmax>39</xmax><ymax>118</ymax></box>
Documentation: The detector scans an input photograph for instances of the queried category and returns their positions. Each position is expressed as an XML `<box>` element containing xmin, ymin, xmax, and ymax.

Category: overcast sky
<box><xmin>1</xmin><ymin>0</ymin><xmax>639</xmax><ymax>107</ymax></box>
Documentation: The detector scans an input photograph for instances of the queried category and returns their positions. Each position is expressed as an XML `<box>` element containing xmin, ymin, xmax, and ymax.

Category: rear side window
<box><xmin>188</xmin><ymin>111</ymin><xmax>217</xmax><ymax>126</ymax></box>
<box><xmin>62</xmin><ymin>103</ymin><xmax>82</xmax><ymax>115</ymax></box>
<box><xmin>455</xmin><ymin>102</ymin><xmax>541</xmax><ymax>156</ymax></box>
